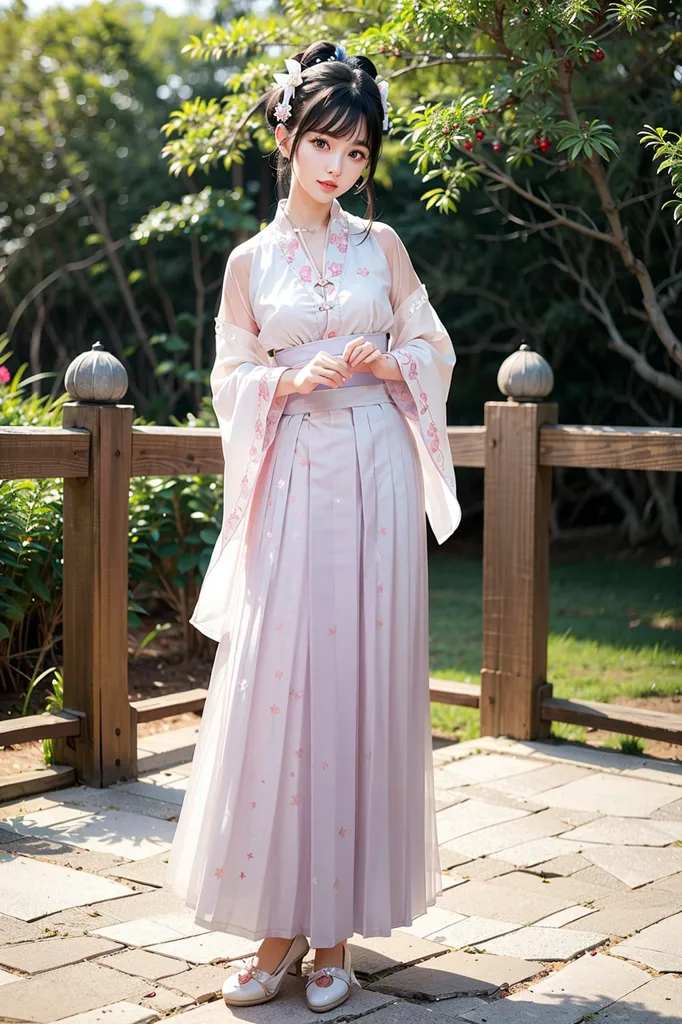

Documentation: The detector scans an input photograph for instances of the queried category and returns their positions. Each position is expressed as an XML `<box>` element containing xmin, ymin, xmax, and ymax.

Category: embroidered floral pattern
<box><xmin>300</xmin><ymin>264</ymin><xmax>313</xmax><ymax>282</ymax></box>
<box><xmin>328</xmin><ymin>260</ymin><xmax>343</xmax><ymax>277</ymax></box>
<box><xmin>215</xmin><ymin>867</ymin><xmax>224</xmax><ymax>879</ymax></box>
<box><xmin>357</xmin><ymin>266</ymin><xmax>370</xmax><ymax>276</ymax></box>
<box><xmin>220</xmin><ymin>366</ymin><xmax>287</xmax><ymax>550</ymax></box>
<box><xmin>390</xmin><ymin>349</ymin><xmax>445</xmax><ymax>472</ymax></box>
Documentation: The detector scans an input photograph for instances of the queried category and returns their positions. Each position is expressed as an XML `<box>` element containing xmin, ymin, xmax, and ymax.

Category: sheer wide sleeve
<box><xmin>377</xmin><ymin>224</ymin><xmax>462</xmax><ymax>544</ymax></box>
<box><xmin>189</xmin><ymin>245</ymin><xmax>289</xmax><ymax>641</ymax></box>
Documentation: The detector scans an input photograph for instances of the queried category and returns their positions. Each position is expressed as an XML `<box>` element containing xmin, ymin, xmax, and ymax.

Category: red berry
<box><xmin>393</xmin><ymin>49</ymin><xmax>401</xmax><ymax>57</ymax></box>
<box><xmin>593</xmin><ymin>48</ymin><xmax>605</xmax><ymax>62</ymax></box>
<box><xmin>377</xmin><ymin>44</ymin><xmax>386</xmax><ymax>53</ymax></box>
<box><xmin>463</xmin><ymin>141</ymin><xmax>473</xmax><ymax>151</ymax></box>
<box><xmin>533</xmin><ymin>136</ymin><xmax>541</xmax><ymax>146</ymax></box>
<box><xmin>476</xmin><ymin>130</ymin><xmax>485</xmax><ymax>141</ymax></box>
<box><xmin>467</xmin><ymin>117</ymin><xmax>477</xmax><ymax>124</ymax></box>
<box><xmin>522</xmin><ymin>6</ymin><xmax>531</xmax><ymax>16</ymax></box>
<box><xmin>482</xmin><ymin>108</ymin><xmax>489</xmax><ymax>115</ymax></box>
<box><xmin>493</xmin><ymin>142</ymin><xmax>502</xmax><ymax>152</ymax></box>
<box><xmin>488</xmin><ymin>122</ymin><xmax>495</xmax><ymax>128</ymax></box>
<box><xmin>442</xmin><ymin>127</ymin><xmax>451</xmax><ymax>135</ymax></box>
<box><xmin>453</xmin><ymin>123</ymin><xmax>460</xmax><ymax>129</ymax></box>
<box><xmin>539</xmin><ymin>139</ymin><xmax>551</xmax><ymax>152</ymax></box>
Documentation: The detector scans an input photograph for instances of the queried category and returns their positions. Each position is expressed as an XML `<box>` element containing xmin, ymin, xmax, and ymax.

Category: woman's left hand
<box><xmin>342</xmin><ymin>337</ymin><xmax>400</xmax><ymax>380</ymax></box>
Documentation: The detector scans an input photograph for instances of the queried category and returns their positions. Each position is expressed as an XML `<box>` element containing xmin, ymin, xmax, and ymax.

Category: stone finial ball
<box><xmin>497</xmin><ymin>342</ymin><xmax>554</xmax><ymax>402</ymax></box>
<box><xmin>65</xmin><ymin>342</ymin><xmax>128</xmax><ymax>403</ymax></box>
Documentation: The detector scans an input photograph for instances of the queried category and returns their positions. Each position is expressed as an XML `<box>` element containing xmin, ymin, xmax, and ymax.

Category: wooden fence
<box><xmin>1</xmin><ymin>349</ymin><xmax>681</xmax><ymax>799</ymax></box>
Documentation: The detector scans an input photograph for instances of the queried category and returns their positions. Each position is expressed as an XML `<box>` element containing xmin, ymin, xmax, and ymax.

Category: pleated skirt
<box><xmin>164</xmin><ymin>382</ymin><xmax>442</xmax><ymax>948</ymax></box>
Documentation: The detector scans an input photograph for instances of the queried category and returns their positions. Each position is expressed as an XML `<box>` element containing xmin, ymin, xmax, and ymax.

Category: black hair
<box><xmin>264</xmin><ymin>40</ymin><xmax>390</xmax><ymax>241</ymax></box>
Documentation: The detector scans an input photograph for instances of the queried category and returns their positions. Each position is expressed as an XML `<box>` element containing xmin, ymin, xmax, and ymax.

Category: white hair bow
<box><xmin>273</xmin><ymin>58</ymin><xmax>303</xmax><ymax>123</ymax></box>
<box><xmin>377</xmin><ymin>78</ymin><xmax>390</xmax><ymax>131</ymax></box>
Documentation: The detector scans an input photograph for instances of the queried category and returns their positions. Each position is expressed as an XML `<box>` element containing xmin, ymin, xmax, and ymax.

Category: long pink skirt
<box><xmin>164</xmin><ymin>382</ymin><xmax>442</xmax><ymax>948</ymax></box>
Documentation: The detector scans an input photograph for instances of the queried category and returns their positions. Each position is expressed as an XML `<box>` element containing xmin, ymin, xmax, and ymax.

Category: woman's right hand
<box><xmin>292</xmin><ymin>351</ymin><xmax>353</xmax><ymax>394</ymax></box>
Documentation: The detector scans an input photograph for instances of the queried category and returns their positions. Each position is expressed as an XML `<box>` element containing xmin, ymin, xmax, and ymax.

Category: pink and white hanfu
<box><xmin>164</xmin><ymin>196</ymin><xmax>462</xmax><ymax>948</ymax></box>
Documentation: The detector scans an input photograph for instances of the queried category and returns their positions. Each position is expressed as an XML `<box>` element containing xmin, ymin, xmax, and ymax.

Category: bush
<box><xmin>0</xmin><ymin>337</ymin><xmax>222</xmax><ymax>695</ymax></box>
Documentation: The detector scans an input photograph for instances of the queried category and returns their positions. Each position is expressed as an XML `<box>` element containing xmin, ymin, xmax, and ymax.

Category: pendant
<box><xmin>318</xmin><ymin>303</ymin><xmax>334</xmax><ymax>311</ymax></box>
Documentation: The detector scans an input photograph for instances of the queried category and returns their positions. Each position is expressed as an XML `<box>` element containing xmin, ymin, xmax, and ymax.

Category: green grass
<box><xmin>428</xmin><ymin>554</ymin><xmax>682</xmax><ymax>744</ymax></box>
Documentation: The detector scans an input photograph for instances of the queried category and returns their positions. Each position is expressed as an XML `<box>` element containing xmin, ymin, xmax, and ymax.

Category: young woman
<box><xmin>164</xmin><ymin>39</ymin><xmax>461</xmax><ymax>1013</ymax></box>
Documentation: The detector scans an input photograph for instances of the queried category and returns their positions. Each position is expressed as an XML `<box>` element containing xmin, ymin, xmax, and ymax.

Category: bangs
<box><xmin>296</xmin><ymin>87</ymin><xmax>380</xmax><ymax>154</ymax></box>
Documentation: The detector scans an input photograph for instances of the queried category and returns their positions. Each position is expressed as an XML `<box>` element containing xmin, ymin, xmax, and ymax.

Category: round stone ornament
<box><xmin>497</xmin><ymin>342</ymin><xmax>553</xmax><ymax>402</ymax></box>
<box><xmin>65</xmin><ymin>341</ymin><xmax>128</xmax><ymax>403</ymax></box>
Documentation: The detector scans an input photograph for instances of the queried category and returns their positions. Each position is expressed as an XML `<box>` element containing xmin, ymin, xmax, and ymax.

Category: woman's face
<box><xmin>277</xmin><ymin>117</ymin><xmax>370</xmax><ymax>203</ymax></box>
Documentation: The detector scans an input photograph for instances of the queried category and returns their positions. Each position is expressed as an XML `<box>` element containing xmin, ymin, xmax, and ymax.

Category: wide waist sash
<box><xmin>273</xmin><ymin>331</ymin><xmax>391</xmax><ymax>416</ymax></box>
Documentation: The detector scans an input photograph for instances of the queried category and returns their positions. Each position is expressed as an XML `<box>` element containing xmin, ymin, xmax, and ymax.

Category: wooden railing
<box><xmin>1</xmin><ymin>373</ymin><xmax>681</xmax><ymax>797</ymax></box>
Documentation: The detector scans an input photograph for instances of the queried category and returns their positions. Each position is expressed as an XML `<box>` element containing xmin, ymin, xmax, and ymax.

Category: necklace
<box><xmin>292</xmin><ymin>222</ymin><xmax>326</xmax><ymax>234</ymax></box>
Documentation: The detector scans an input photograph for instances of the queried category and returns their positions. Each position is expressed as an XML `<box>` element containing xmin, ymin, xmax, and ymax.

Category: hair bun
<box><xmin>291</xmin><ymin>40</ymin><xmax>378</xmax><ymax>80</ymax></box>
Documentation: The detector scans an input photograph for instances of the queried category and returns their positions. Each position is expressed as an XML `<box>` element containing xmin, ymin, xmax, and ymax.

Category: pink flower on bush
<box><xmin>0</xmin><ymin>366</ymin><xmax>10</xmax><ymax>384</ymax></box>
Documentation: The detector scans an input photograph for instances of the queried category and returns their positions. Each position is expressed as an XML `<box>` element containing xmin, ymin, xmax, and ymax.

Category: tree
<box><xmin>163</xmin><ymin>0</ymin><xmax>682</xmax><ymax>407</ymax></box>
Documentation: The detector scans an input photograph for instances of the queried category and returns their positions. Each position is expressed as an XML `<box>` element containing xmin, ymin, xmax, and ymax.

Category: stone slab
<box><xmin>0</xmin><ymin>960</ymin><xmax>152</xmax><ymax>1024</ymax></box>
<box><xmin>87</xmin><ymin>889</ymin><xmax>188</xmax><ymax>924</ymax></box>
<box><xmin>481</xmin><ymin>926</ymin><xmax>608</xmax><ymax>961</ymax></box>
<box><xmin>0</xmin><ymin>967</ymin><xmax>22</xmax><ymax>987</ymax></box>
<box><xmin>354</xmin><ymin>1000</ymin><xmax>476</xmax><ymax>1023</ymax></box>
<box><xmin>569</xmin><ymin>865</ymin><xmax>629</xmax><ymax>892</ymax></box>
<box><xmin>90</xmin><ymin>912</ymin><xmax>209</xmax><ymax>947</ymax></box>
<box><xmin>529</xmin><ymin>854</ymin><xmax>591</xmax><ymax>878</ymax></box>
<box><xmin>53</xmin><ymin>1002</ymin><xmax>160</xmax><ymax>1024</ymax></box>
<box><xmin>437</xmin><ymin>878</ymin><xmax>574</xmax><ymax>927</ymax></box>
<box><xmin>609</xmin><ymin>942</ymin><xmax>682</xmax><ymax>972</ymax></box>
<box><xmin>458</xmin><ymin>952</ymin><xmax>649</xmax><ymax>1024</ymax></box>
<box><xmin>583</xmin><ymin>844</ymin><xmax>682</xmax><ymax>888</ymax></box>
<box><xmin>533</xmin><ymin>906</ymin><xmax>596</xmax><ymax>928</ymax></box>
<box><xmin>438</xmin><ymin>846</ymin><xmax>474</xmax><ymax>871</ymax></box>
<box><xmin>0</xmin><ymin>934</ymin><xmax>123</xmax><ymax>974</ymax></box>
<box><xmin>494</xmin><ymin>837</ymin><xmax>582</xmax><ymax>869</ymax></box>
<box><xmin>541</xmin><ymin>774</ymin><xmax>681</xmax><ymax>818</ymax></box>
<box><xmin>398</xmin><ymin>908</ymin><xmax>467</xmax><ymax>940</ymax></box>
<box><xmin>441</xmin><ymin>872</ymin><xmax>467</xmax><ymax>891</ymax></box>
<box><xmin>146</xmin><ymin>930</ymin><xmax>266</xmax><ymax>965</ymax></box>
<box><xmin>366</xmin><ymin>949</ymin><xmax>543</xmax><ymax>999</ymax></box>
<box><xmin>174</xmin><ymin>972</ymin><xmax>395</xmax><ymax>1022</ymax></box>
<box><xmin>483</xmin><ymin>764</ymin><xmax>592</xmax><ymax>798</ymax></box>
<box><xmin>652</xmin><ymin>797</ymin><xmax>682</xmax><ymax>820</ymax></box>
<box><xmin>436</xmin><ymin>801</ymin><xmax>529</xmax><ymax>844</ymax></box>
<box><xmin>458</xmin><ymin>785</ymin><xmax>548</xmax><ymax>814</ymax></box>
<box><xmin>592</xmin><ymin>975</ymin><xmax>682</xmax><ymax>1022</ymax></box>
<box><xmin>444</xmin><ymin>811</ymin><xmax>575</xmax><ymax>860</ymax></box>
<box><xmin>0</xmin><ymin>852</ymin><xmax>136</xmax><ymax>921</ymax></box>
<box><xmin>103</xmin><ymin>854</ymin><xmax>170</xmax><ymax>889</ymax></box>
<box><xmin>454</xmin><ymin>858</ymin><xmax>515</xmax><ymax>881</ymax></box>
<box><xmin>565</xmin><ymin>816</ymin><xmax>682</xmax><ymax>847</ymax></box>
<box><xmin>565</xmin><ymin>890</ymin><xmax>682</xmax><ymax>937</ymax></box>
<box><xmin>346</xmin><ymin>932</ymin><xmax>450</xmax><ymax>975</ymax></box>
<box><xmin>155</xmin><ymin>962</ymin><xmax>233</xmax><ymax>1000</ymax></box>
<box><xmin>96</xmin><ymin>947</ymin><xmax>192</xmax><ymax>980</ymax></box>
<box><xmin>485</xmin><ymin>869</ymin><xmax>620</xmax><ymax>908</ymax></box>
<box><xmin>439</xmin><ymin>755</ymin><xmax>545</xmax><ymax>788</ymax></box>
<box><xmin>0</xmin><ymin>803</ymin><xmax>175</xmax><ymax>861</ymax></box>
<box><xmin>610</xmin><ymin>910</ymin><xmax>682</xmax><ymax>957</ymax></box>
<box><xmin>120</xmin><ymin>778</ymin><xmax>187</xmax><ymax>808</ymax></box>
<box><xmin>48</xmin><ymin>784</ymin><xmax>182</xmax><ymax>822</ymax></box>
<box><xmin>421</xmin><ymin>997</ymin><xmax>489</xmax><ymax>1021</ymax></box>
<box><xmin>426</xmin><ymin>916</ymin><xmax>519</xmax><ymax>949</ymax></box>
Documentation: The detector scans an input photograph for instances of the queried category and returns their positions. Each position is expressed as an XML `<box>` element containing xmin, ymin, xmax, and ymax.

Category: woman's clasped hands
<box><xmin>292</xmin><ymin>337</ymin><xmax>396</xmax><ymax>395</ymax></box>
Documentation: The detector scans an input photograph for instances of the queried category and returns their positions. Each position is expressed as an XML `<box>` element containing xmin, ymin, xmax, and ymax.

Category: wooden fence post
<box><xmin>480</xmin><ymin>344</ymin><xmax>557</xmax><ymax>740</ymax></box>
<box><xmin>53</xmin><ymin>343</ymin><xmax>133</xmax><ymax>787</ymax></box>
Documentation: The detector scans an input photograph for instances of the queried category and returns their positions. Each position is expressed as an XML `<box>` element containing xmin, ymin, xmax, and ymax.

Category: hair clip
<box><xmin>273</xmin><ymin>58</ymin><xmax>303</xmax><ymax>122</ymax></box>
<box><xmin>377</xmin><ymin>78</ymin><xmax>390</xmax><ymax>131</ymax></box>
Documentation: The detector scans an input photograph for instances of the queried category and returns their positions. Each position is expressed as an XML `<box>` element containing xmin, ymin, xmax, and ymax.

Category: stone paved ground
<box><xmin>1</xmin><ymin>732</ymin><xmax>682</xmax><ymax>1023</ymax></box>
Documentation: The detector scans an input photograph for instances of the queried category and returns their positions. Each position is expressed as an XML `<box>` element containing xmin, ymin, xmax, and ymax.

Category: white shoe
<box><xmin>222</xmin><ymin>934</ymin><xmax>309</xmax><ymax>1006</ymax></box>
<box><xmin>305</xmin><ymin>941</ymin><xmax>361</xmax><ymax>1012</ymax></box>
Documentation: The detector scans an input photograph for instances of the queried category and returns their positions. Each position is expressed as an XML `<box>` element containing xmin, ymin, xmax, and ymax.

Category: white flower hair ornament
<box><xmin>273</xmin><ymin>58</ymin><xmax>304</xmax><ymax>123</ymax></box>
<box><xmin>376</xmin><ymin>77</ymin><xmax>390</xmax><ymax>132</ymax></box>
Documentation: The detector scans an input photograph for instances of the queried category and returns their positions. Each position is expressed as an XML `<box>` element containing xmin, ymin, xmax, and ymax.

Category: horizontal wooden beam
<box><xmin>0</xmin><ymin>710</ymin><xmax>84</xmax><ymax>746</ymax></box>
<box><xmin>0</xmin><ymin>426</ymin><xmax>90</xmax><ymax>480</ymax></box>
<box><xmin>539</xmin><ymin>424</ymin><xmax>682</xmax><ymax>472</ymax></box>
<box><xmin>447</xmin><ymin>426</ymin><xmax>486</xmax><ymax>468</ymax></box>
<box><xmin>132</xmin><ymin>426</ymin><xmax>223</xmax><ymax>476</ymax></box>
<box><xmin>130</xmin><ymin>687</ymin><xmax>209</xmax><ymax>724</ymax></box>
<box><xmin>541</xmin><ymin>695</ymin><xmax>682</xmax><ymax>745</ymax></box>
<box><xmin>429</xmin><ymin>678</ymin><xmax>481</xmax><ymax>708</ymax></box>
<box><xmin>0</xmin><ymin>765</ymin><xmax>76</xmax><ymax>806</ymax></box>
